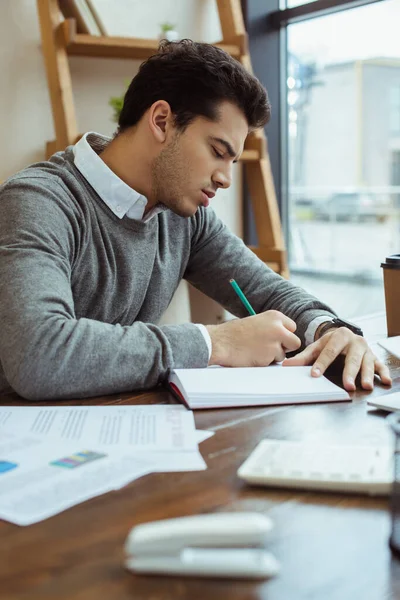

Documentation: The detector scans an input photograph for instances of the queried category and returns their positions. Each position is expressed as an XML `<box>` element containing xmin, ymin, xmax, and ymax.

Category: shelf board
<box><xmin>60</xmin><ymin>22</ymin><xmax>241</xmax><ymax>61</ymax></box>
<box><xmin>240</xmin><ymin>149</ymin><xmax>260</xmax><ymax>162</ymax></box>
<box><xmin>66</xmin><ymin>34</ymin><xmax>160</xmax><ymax>60</ymax></box>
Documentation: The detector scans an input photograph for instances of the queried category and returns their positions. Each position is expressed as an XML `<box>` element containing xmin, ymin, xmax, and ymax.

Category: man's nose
<box><xmin>213</xmin><ymin>166</ymin><xmax>232</xmax><ymax>190</ymax></box>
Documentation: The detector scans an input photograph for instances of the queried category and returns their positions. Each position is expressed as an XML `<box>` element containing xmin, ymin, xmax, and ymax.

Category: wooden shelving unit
<box><xmin>60</xmin><ymin>19</ymin><xmax>242</xmax><ymax>60</ymax></box>
<box><xmin>37</xmin><ymin>0</ymin><xmax>288</xmax><ymax>276</ymax></box>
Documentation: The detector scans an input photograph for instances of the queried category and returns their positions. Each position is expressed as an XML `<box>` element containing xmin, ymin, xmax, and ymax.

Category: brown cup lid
<box><xmin>381</xmin><ymin>254</ymin><xmax>400</xmax><ymax>269</ymax></box>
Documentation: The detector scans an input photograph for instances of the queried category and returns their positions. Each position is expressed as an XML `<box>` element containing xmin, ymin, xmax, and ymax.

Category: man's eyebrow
<box><xmin>210</xmin><ymin>137</ymin><xmax>240</xmax><ymax>163</ymax></box>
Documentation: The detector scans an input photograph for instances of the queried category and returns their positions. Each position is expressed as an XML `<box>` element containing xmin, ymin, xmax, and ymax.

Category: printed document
<box><xmin>0</xmin><ymin>405</ymin><xmax>197</xmax><ymax>451</ymax></box>
<box><xmin>0</xmin><ymin>406</ymin><xmax>209</xmax><ymax>526</ymax></box>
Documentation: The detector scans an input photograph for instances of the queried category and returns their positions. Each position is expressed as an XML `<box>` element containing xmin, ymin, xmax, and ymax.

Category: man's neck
<box><xmin>99</xmin><ymin>131</ymin><xmax>155</xmax><ymax>204</ymax></box>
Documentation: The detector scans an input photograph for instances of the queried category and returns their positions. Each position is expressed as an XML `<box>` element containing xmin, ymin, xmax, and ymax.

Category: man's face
<box><xmin>151</xmin><ymin>101</ymin><xmax>248</xmax><ymax>217</ymax></box>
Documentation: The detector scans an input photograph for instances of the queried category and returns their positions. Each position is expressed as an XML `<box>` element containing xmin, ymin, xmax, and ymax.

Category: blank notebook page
<box><xmin>170</xmin><ymin>365</ymin><xmax>349</xmax><ymax>407</ymax></box>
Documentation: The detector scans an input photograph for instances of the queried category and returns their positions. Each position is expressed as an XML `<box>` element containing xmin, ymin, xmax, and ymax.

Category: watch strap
<box><xmin>318</xmin><ymin>317</ymin><xmax>363</xmax><ymax>339</ymax></box>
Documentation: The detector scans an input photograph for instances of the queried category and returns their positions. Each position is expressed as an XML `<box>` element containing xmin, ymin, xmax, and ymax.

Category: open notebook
<box><xmin>168</xmin><ymin>366</ymin><xmax>350</xmax><ymax>410</ymax></box>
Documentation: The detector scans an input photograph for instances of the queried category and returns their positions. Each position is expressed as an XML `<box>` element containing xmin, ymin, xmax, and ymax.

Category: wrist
<box><xmin>315</xmin><ymin>317</ymin><xmax>363</xmax><ymax>341</ymax></box>
<box><xmin>315</xmin><ymin>320</ymin><xmax>337</xmax><ymax>341</ymax></box>
<box><xmin>206</xmin><ymin>324</ymin><xmax>224</xmax><ymax>366</ymax></box>
<box><xmin>206</xmin><ymin>323</ymin><xmax>234</xmax><ymax>366</ymax></box>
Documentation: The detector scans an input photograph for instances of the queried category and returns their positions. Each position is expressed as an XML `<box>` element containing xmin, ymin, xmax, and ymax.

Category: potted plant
<box><xmin>159</xmin><ymin>22</ymin><xmax>179</xmax><ymax>42</ymax></box>
<box><xmin>108</xmin><ymin>79</ymin><xmax>131</xmax><ymax>123</ymax></box>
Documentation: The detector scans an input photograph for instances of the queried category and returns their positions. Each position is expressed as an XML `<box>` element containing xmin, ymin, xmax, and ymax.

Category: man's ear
<box><xmin>148</xmin><ymin>100</ymin><xmax>173</xmax><ymax>143</ymax></box>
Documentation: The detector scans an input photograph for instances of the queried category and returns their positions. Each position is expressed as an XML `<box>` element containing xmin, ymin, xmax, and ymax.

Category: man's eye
<box><xmin>213</xmin><ymin>147</ymin><xmax>224</xmax><ymax>159</ymax></box>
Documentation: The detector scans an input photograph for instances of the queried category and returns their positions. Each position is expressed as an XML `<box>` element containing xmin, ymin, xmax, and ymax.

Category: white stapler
<box><xmin>124</xmin><ymin>512</ymin><xmax>280</xmax><ymax>579</ymax></box>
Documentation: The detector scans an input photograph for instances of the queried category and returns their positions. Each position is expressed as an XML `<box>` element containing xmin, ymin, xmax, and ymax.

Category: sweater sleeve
<box><xmin>185</xmin><ymin>207</ymin><xmax>336</xmax><ymax>346</ymax></box>
<box><xmin>0</xmin><ymin>179</ymin><xmax>208</xmax><ymax>400</ymax></box>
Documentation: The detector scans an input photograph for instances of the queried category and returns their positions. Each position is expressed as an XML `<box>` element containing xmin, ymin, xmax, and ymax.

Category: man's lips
<box><xmin>201</xmin><ymin>190</ymin><xmax>215</xmax><ymax>207</ymax></box>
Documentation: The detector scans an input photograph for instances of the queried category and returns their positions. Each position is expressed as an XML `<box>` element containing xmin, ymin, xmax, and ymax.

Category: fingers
<box><xmin>374</xmin><ymin>360</ymin><xmax>392</xmax><ymax>386</ymax></box>
<box><xmin>345</xmin><ymin>352</ymin><xmax>393</xmax><ymax>391</ymax></box>
<box><xmin>309</xmin><ymin>328</ymin><xmax>355</xmax><ymax>378</ymax></box>
<box><xmin>281</xmin><ymin>329</ymin><xmax>302</xmax><ymax>353</ymax></box>
<box><xmin>360</xmin><ymin>352</ymin><xmax>375</xmax><ymax>390</ymax></box>
<box><xmin>274</xmin><ymin>347</ymin><xmax>287</xmax><ymax>363</ymax></box>
<box><xmin>280</xmin><ymin>314</ymin><xmax>297</xmax><ymax>333</ymax></box>
<box><xmin>342</xmin><ymin>345</ymin><xmax>367</xmax><ymax>391</ymax></box>
<box><xmin>282</xmin><ymin>339</ymin><xmax>323</xmax><ymax>366</ymax></box>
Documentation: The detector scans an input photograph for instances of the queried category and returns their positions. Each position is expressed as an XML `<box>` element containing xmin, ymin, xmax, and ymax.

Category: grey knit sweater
<box><xmin>0</xmin><ymin>146</ymin><xmax>335</xmax><ymax>400</ymax></box>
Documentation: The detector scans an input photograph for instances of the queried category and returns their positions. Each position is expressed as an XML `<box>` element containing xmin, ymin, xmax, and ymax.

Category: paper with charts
<box><xmin>0</xmin><ymin>405</ymin><xmax>212</xmax><ymax>526</ymax></box>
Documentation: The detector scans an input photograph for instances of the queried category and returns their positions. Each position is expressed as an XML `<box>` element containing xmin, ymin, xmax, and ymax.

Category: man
<box><xmin>0</xmin><ymin>40</ymin><xmax>391</xmax><ymax>400</ymax></box>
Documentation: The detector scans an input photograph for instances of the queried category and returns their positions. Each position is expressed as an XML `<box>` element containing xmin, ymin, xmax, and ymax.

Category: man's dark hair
<box><xmin>118</xmin><ymin>39</ymin><xmax>271</xmax><ymax>133</ymax></box>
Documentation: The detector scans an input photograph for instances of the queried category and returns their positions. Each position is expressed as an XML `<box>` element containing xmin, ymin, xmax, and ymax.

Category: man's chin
<box><xmin>176</xmin><ymin>208</ymin><xmax>199</xmax><ymax>219</ymax></box>
<box><xmin>168</xmin><ymin>199</ymin><xmax>202</xmax><ymax>219</ymax></box>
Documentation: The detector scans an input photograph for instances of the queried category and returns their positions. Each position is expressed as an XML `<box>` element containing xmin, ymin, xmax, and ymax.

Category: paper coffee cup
<box><xmin>381</xmin><ymin>254</ymin><xmax>400</xmax><ymax>337</ymax></box>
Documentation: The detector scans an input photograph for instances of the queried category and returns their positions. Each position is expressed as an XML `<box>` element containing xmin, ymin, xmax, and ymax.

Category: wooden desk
<box><xmin>1</xmin><ymin>319</ymin><xmax>400</xmax><ymax>600</ymax></box>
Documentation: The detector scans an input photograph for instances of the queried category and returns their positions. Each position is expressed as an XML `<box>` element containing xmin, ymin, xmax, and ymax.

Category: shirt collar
<box><xmin>73</xmin><ymin>132</ymin><xmax>164</xmax><ymax>222</ymax></box>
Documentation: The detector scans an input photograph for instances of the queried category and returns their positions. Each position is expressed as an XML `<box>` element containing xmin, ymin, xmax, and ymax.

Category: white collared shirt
<box><xmin>73</xmin><ymin>132</ymin><xmax>166</xmax><ymax>222</ymax></box>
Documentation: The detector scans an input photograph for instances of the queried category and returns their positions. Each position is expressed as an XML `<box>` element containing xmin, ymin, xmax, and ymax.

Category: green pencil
<box><xmin>229</xmin><ymin>279</ymin><xmax>256</xmax><ymax>316</ymax></box>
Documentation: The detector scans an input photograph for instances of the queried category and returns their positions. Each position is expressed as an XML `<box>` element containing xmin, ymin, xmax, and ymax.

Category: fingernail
<box><xmin>346</xmin><ymin>378</ymin><xmax>355</xmax><ymax>389</ymax></box>
<box><xmin>312</xmin><ymin>367</ymin><xmax>321</xmax><ymax>376</ymax></box>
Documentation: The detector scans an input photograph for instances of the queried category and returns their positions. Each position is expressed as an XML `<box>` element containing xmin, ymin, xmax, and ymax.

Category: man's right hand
<box><xmin>206</xmin><ymin>310</ymin><xmax>301</xmax><ymax>367</ymax></box>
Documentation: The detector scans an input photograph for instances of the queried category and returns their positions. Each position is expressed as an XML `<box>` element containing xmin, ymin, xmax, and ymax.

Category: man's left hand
<box><xmin>282</xmin><ymin>327</ymin><xmax>392</xmax><ymax>391</ymax></box>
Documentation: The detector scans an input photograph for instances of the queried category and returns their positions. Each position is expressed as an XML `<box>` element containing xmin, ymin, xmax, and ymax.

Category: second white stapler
<box><xmin>124</xmin><ymin>512</ymin><xmax>280</xmax><ymax>579</ymax></box>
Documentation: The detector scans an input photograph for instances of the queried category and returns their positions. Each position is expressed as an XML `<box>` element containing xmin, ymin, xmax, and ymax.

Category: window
<box><xmin>246</xmin><ymin>0</ymin><xmax>400</xmax><ymax>316</ymax></box>
<box><xmin>284</xmin><ymin>0</ymin><xmax>400</xmax><ymax>316</ymax></box>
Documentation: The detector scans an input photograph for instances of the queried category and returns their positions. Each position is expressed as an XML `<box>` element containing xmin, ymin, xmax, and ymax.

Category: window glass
<box><xmin>287</xmin><ymin>0</ymin><xmax>400</xmax><ymax>316</ymax></box>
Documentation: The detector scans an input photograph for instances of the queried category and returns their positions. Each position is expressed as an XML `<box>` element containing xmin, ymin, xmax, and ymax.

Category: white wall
<box><xmin>0</xmin><ymin>0</ymin><xmax>244</xmax><ymax>325</ymax></box>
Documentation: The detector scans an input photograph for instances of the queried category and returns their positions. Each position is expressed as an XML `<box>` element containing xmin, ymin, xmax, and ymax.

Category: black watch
<box><xmin>318</xmin><ymin>317</ymin><xmax>363</xmax><ymax>338</ymax></box>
